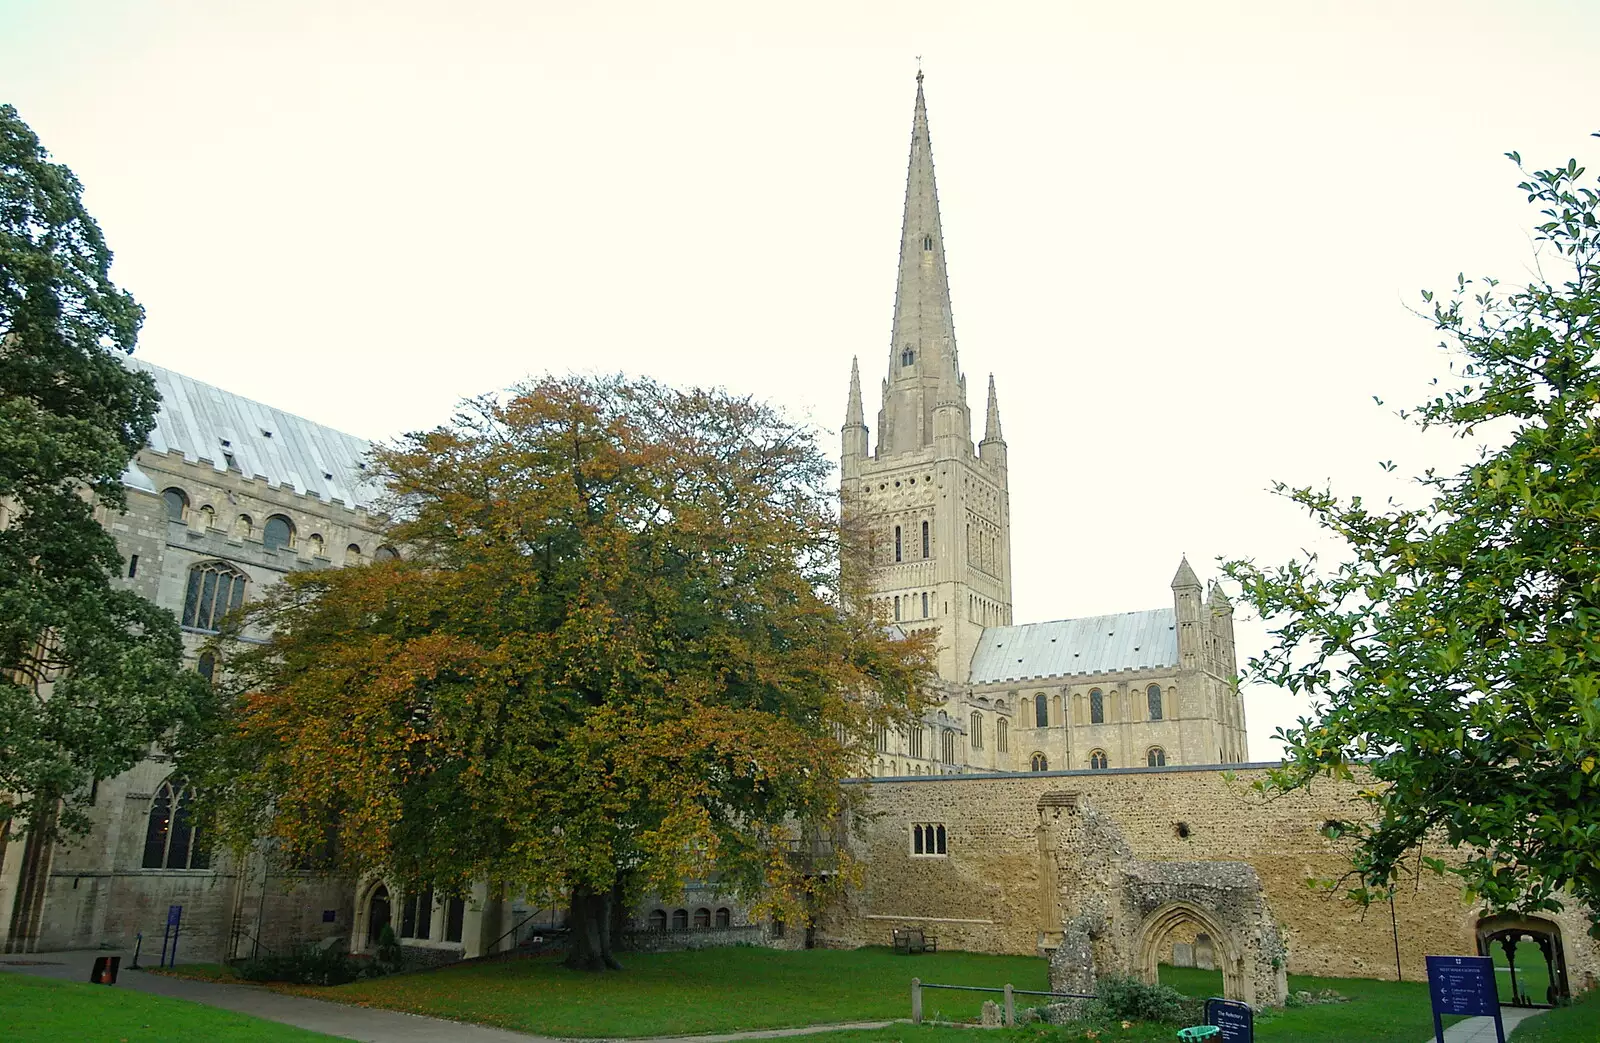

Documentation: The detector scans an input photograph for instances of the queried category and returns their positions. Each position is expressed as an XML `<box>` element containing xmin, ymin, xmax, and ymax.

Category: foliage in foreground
<box><xmin>1225</xmin><ymin>139</ymin><xmax>1600</xmax><ymax>927</ymax></box>
<box><xmin>236</xmin><ymin>942</ymin><xmax>390</xmax><ymax>986</ymax></box>
<box><xmin>187</xmin><ymin>375</ymin><xmax>934</xmax><ymax>970</ymax></box>
<box><xmin>0</xmin><ymin>103</ymin><xmax>210</xmax><ymax>838</ymax></box>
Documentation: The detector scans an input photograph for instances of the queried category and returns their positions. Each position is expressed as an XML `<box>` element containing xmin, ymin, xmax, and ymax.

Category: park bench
<box><xmin>892</xmin><ymin>927</ymin><xmax>938</xmax><ymax>954</ymax></box>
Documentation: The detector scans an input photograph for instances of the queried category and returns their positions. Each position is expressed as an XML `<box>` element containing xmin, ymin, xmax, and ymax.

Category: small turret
<box><xmin>842</xmin><ymin>357</ymin><xmax>869</xmax><ymax>477</ymax></box>
<box><xmin>978</xmin><ymin>373</ymin><xmax>1007</xmax><ymax>469</ymax></box>
<box><xmin>1172</xmin><ymin>555</ymin><xmax>1203</xmax><ymax>672</ymax></box>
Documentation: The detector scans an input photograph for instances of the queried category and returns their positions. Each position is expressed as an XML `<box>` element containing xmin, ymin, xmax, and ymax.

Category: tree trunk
<box><xmin>565</xmin><ymin>884</ymin><xmax>623</xmax><ymax>971</ymax></box>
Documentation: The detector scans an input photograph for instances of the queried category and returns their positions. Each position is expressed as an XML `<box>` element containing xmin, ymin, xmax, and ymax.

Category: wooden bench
<box><xmin>892</xmin><ymin>927</ymin><xmax>938</xmax><ymax>954</ymax></box>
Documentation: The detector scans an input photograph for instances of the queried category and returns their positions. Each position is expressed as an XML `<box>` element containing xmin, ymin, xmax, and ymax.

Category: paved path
<box><xmin>0</xmin><ymin>950</ymin><xmax>897</xmax><ymax>1043</ymax></box>
<box><xmin>1427</xmin><ymin>1005</ymin><xmax>1546</xmax><ymax>1042</ymax></box>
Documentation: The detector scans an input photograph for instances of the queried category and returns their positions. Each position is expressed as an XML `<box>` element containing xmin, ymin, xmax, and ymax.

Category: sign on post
<box><xmin>1426</xmin><ymin>954</ymin><xmax>1504</xmax><ymax>1043</ymax></box>
<box><xmin>1204</xmin><ymin>997</ymin><xmax>1254</xmax><ymax>1042</ymax></box>
<box><xmin>159</xmin><ymin>904</ymin><xmax>183</xmax><ymax>969</ymax></box>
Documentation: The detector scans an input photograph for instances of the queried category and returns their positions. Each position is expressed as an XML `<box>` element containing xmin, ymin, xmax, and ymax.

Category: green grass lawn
<box><xmin>1490</xmin><ymin>941</ymin><xmax>1556</xmax><ymax>1007</ymax></box>
<box><xmin>1511</xmin><ymin>988</ymin><xmax>1600</xmax><ymax>1040</ymax></box>
<box><xmin>306</xmin><ymin>946</ymin><xmax>1049</xmax><ymax>1037</ymax></box>
<box><xmin>0</xmin><ymin>973</ymin><xmax>340</xmax><ymax>1043</ymax></box>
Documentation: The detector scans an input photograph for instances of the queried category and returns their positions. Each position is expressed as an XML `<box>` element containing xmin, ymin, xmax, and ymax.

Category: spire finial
<box><xmin>915</xmin><ymin>56</ymin><xmax>923</xmax><ymax>84</ymax></box>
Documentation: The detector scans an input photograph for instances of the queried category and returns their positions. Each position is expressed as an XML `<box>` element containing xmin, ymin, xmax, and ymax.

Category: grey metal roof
<box><xmin>126</xmin><ymin>358</ymin><xmax>382</xmax><ymax>510</ymax></box>
<box><xmin>968</xmin><ymin>608</ymin><xmax>1178</xmax><ymax>684</ymax></box>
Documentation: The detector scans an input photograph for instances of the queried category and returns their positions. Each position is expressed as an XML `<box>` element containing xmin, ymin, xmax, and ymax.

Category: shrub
<box><xmin>376</xmin><ymin>923</ymin><xmax>402</xmax><ymax>972</ymax></box>
<box><xmin>237</xmin><ymin>942</ymin><xmax>371</xmax><ymax>986</ymax></box>
<box><xmin>1089</xmin><ymin>975</ymin><xmax>1191</xmax><ymax>1024</ymax></box>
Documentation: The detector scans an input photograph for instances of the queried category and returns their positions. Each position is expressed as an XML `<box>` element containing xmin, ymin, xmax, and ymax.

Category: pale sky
<box><xmin>4</xmin><ymin>0</ymin><xmax>1598</xmax><ymax>758</ymax></box>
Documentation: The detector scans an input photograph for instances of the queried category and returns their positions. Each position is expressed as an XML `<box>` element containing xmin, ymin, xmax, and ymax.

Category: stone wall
<box><xmin>820</xmin><ymin>764</ymin><xmax>1600</xmax><ymax>992</ymax></box>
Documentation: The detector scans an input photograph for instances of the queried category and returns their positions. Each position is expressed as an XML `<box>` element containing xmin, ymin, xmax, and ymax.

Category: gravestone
<box><xmin>1173</xmin><ymin>942</ymin><xmax>1195</xmax><ymax>967</ymax></box>
<box><xmin>1195</xmin><ymin>932</ymin><xmax>1216</xmax><ymax>971</ymax></box>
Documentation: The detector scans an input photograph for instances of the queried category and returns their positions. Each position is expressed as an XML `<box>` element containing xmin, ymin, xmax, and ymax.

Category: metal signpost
<box><xmin>1205</xmin><ymin>998</ymin><xmax>1254</xmax><ymax>1042</ymax></box>
<box><xmin>1426</xmin><ymin>954</ymin><xmax>1505</xmax><ymax>1043</ymax></box>
<box><xmin>159</xmin><ymin>904</ymin><xmax>183</xmax><ymax>969</ymax></box>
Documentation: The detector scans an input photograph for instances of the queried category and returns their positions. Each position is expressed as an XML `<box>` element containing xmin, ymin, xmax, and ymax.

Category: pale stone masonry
<box><xmin>845</xmin><ymin>74</ymin><xmax>1247</xmax><ymax>779</ymax></box>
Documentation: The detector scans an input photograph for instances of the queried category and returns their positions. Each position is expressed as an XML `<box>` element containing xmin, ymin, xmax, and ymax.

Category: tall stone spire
<box><xmin>846</xmin><ymin>356</ymin><xmax>865</xmax><ymax>427</ymax></box>
<box><xmin>877</xmin><ymin>71</ymin><xmax>969</xmax><ymax>458</ymax></box>
<box><xmin>842</xmin><ymin>356</ymin><xmax>869</xmax><ymax>474</ymax></box>
<box><xmin>982</xmin><ymin>374</ymin><xmax>1003</xmax><ymax>443</ymax></box>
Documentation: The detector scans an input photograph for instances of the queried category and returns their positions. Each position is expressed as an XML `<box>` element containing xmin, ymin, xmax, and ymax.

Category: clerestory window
<box><xmin>182</xmin><ymin>561</ymin><xmax>247</xmax><ymax>632</ymax></box>
<box><xmin>142</xmin><ymin>779</ymin><xmax>210</xmax><ymax>870</ymax></box>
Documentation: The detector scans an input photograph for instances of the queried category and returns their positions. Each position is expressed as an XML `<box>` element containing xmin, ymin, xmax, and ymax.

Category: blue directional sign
<box><xmin>166</xmin><ymin>904</ymin><xmax>182</xmax><ymax>927</ymax></box>
<box><xmin>1426</xmin><ymin>955</ymin><xmax>1504</xmax><ymax>1043</ymax></box>
<box><xmin>1205</xmin><ymin>998</ymin><xmax>1253</xmax><ymax>1042</ymax></box>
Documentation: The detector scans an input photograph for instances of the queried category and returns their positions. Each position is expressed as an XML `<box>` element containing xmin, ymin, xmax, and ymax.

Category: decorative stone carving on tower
<box><xmin>840</xmin><ymin>73</ymin><xmax>1013</xmax><ymax>682</ymax></box>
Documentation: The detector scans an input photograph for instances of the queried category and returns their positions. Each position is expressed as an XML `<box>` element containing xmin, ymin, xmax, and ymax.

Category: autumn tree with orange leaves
<box><xmin>186</xmin><ymin>375</ymin><xmax>932</xmax><ymax>971</ymax></box>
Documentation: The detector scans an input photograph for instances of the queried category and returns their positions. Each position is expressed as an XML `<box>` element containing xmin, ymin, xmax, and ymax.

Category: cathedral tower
<box><xmin>841</xmin><ymin>73</ymin><xmax>1013</xmax><ymax>682</ymax></box>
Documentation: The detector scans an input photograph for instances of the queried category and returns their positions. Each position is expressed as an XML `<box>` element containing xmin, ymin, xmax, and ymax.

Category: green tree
<box><xmin>0</xmin><ymin>104</ymin><xmax>208</xmax><ymax>837</ymax></box>
<box><xmin>1226</xmin><ymin>139</ymin><xmax>1600</xmax><ymax>929</ymax></box>
<box><xmin>192</xmin><ymin>375</ymin><xmax>933</xmax><ymax>971</ymax></box>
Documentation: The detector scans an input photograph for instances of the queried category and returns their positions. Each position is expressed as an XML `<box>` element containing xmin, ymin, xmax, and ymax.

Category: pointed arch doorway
<box><xmin>365</xmin><ymin>884</ymin><xmax>392</xmax><ymax>948</ymax></box>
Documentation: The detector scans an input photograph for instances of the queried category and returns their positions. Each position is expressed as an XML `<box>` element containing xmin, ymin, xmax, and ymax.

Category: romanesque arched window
<box><xmin>922</xmin><ymin>520</ymin><xmax>930</xmax><ymax>558</ymax></box>
<box><xmin>307</xmin><ymin>533</ymin><xmax>325</xmax><ymax>558</ymax></box>
<box><xmin>142</xmin><ymin>779</ymin><xmax>209</xmax><ymax>870</ymax></box>
<box><xmin>996</xmin><ymin>717</ymin><xmax>1009</xmax><ymax>753</ymax></box>
<box><xmin>693</xmin><ymin>907</ymin><xmax>711</xmax><ymax>928</ymax></box>
<box><xmin>374</xmin><ymin>545</ymin><xmax>399</xmax><ymax>562</ymax></box>
<box><xmin>235</xmin><ymin>513</ymin><xmax>253</xmax><ymax>539</ymax></box>
<box><xmin>1147</xmin><ymin>684</ymin><xmax>1164</xmax><ymax>721</ymax></box>
<box><xmin>715</xmin><ymin>907</ymin><xmax>731</xmax><ymax>927</ymax></box>
<box><xmin>970</xmin><ymin>712</ymin><xmax>983</xmax><ymax>749</ymax></box>
<box><xmin>922</xmin><ymin>592</ymin><xmax>929</xmax><ymax>618</ymax></box>
<box><xmin>197</xmin><ymin>651</ymin><xmax>215</xmax><ymax>684</ymax></box>
<box><xmin>1030</xmin><ymin>752</ymin><xmax>1048</xmax><ymax>772</ymax></box>
<box><xmin>1090</xmin><ymin>688</ymin><xmax>1104</xmax><ymax>724</ymax></box>
<box><xmin>1034</xmin><ymin>693</ymin><xmax>1047</xmax><ymax>728</ymax></box>
<box><xmin>198</xmin><ymin>504</ymin><xmax>215</xmax><ymax>530</ymax></box>
<box><xmin>923</xmin><ymin>234</ymin><xmax>933</xmax><ymax>251</ymax></box>
<box><xmin>894</xmin><ymin>596</ymin><xmax>902</xmax><ymax>622</ymax></box>
<box><xmin>648</xmin><ymin>908</ymin><xmax>667</xmax><ymax>930</ymax></box>
<box><xmin>1090</xmin><ymin>749</ymin><xmax>1109</xmax><ymax>770</ymax></box>
<box><xmin>1147</xmin><ymin>746</ymin><xmax>1167</xmax><ymax>767</ymax></box>
<box><xmin>941</xmin><ymin>729</ymin><xmax>955</xmax><ymax>763</ymax></box>
<box><xmin>181</xmin><ymin>561</ymin><xmax>247</xmax><ymax>632</ymax></box>
<box><xmin>264</xmin><ymin>514</ymin><xmax>295</xmax><ymax>551</ymax></box>
<box><xmin>672</xmin><ymin>908</ymin><xmax>688</xmax><ymax>929</ymax></box>
<box><xmin>162</xmin><ymin>487</ymin><xmax>188</xmax><ymax>522</ymax></box>
<box><xmin>345</xmin><ymin>543</ymin><xmax>362</xmax><ymax>564</ymax></box>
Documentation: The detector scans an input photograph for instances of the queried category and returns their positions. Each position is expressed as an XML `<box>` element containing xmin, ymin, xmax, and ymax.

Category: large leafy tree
<box><xmin>193</xmin><ymin>375</ymin><xmax>932</xmax><ymax>970</ymax></box>
<box><xmin>0</xmin><ymin>104</ymin><xmax>208</xmax><ymax>838</ymax></box>
<box><xmin>1227</xmin><ymin>141</ymin><xmax>1600</xmax><ymax>930</ymax></box>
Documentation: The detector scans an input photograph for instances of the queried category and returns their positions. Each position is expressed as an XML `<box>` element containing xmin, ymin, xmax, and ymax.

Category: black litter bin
<box><xmin>89</xmin><ymin>955</ymin><xmax>120</xmax><ymax>985</ymax></box>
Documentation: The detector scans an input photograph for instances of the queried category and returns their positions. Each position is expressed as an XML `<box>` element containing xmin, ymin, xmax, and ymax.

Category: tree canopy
<box><xmin>1226</xmin><ymin>141</ymin><xmax>1600</xmax><ymax>930</ymax></box>
<box><xmin>193</xmin><ymin>374</ymin><xmax>933</xmax><ymax>969</ymax></box>
<box><xmin>0</xmin><ymin>103</ymin><xmax>208</xmax><ymax>837</ymax></box>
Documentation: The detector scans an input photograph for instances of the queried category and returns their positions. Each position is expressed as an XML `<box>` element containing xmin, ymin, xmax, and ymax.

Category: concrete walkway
<box><xmin>1427</xmin><ymin>1005</ymin><xmax>1546</xmax><ymax>1042</ymax></box>
<box><xmin>0</xmin><ymin>950</ymin><xmax>897</xmax><ymax>1043</ymax></box>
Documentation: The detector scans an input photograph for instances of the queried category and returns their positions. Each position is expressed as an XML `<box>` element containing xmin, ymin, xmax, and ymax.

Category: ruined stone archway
<box><xmin>1133</xmin><ymin>901</ymin><xmax>1247</xmax><ymax>1002</ymax></box>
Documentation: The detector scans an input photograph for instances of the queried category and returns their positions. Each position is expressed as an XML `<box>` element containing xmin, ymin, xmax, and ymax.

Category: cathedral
<box><xmin>844</xmin><ymin>74</ymin><xmax>1249</xmax><ymax>779</ymax></box>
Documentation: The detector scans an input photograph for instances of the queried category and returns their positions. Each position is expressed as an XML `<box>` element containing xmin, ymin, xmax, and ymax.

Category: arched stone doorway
<box><xmin>353</xmin><ymin>878</ymin><xmax>391</xmax><ymax>951</ymax></box>
<box><xmin>1476</xmin><ymin>914</ymin><xmax>1569</xmax><ymax>1007</ymax></box>
<box><xmin>1134</xmin><ymin>902</ymin><xmax>1246</xmax><ymax>1001</ymax></box>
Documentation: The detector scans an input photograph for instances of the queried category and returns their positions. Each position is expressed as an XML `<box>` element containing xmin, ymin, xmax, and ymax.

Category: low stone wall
<box><xmin>622</xmin><ymin>924</ymin><xmax>782</xmax><ymax>952</ymax></box>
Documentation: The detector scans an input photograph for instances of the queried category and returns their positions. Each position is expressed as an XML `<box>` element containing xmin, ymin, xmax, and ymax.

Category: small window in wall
<box><xmin>923</xmin><ymin>234</ymin><xmax>933</xmax><ymax>251</ymax></box>
<box><xmin>445</xmin><ymin>896</ymin><xmax>466</xmax><ymax>943</ymax></box>
<box><xmin>911</xmin><ymin>822</ymin><xmax>947</xmax><ymax>856</ymax></box>
<box><xmin>199</xmin><ymin>504</ymin><xmax>215</xmax><ymax>529</ymax></box>
<box><xmin>648</xmin><ymin>909</ymin><xmax>668</xmax><ymax>930</ymax></box>
<box><xmin>1034</xmin><ymin>693</ymin><xmax>1047</xmax><ymax>728</ymax></box>
<box><xmin>1090</xmin><ymin>688</ymin><xmax>1104</xmax><ymax>724</ymax></box>
<box><xmin>162</xmin><ymin>487</ymin><xmax>189</xmax><ymax>522</ymax></box>
<box><xmin>901</xmin><ymin>347</ymin><xmax>915</xmax><ymax>366</ymax></box>
<box><xmin>235</xmin><ymin>514</ymin><xmax>253</xmax><ymax>539</ymax></box>
<box><xmin>264</xmin><ymin>514</ymin><xmax>295</xmax><ymax>551</ymax></box>
<box><xmin>1030</xmin><ymin>752</ymin><xmax>1048</xmax><ymax>772</ymax></box>
<box><xmin>307</xmin><ymin>533</ymin><xmax>325</xmax><ymax>558</ymax></box>
<box><xmin>922</xmin><ymin>592</ymin><xmax>929</xmax><ymax>618</ymax></box>
<box><xmin>1147</xmin><ymin>746</ymin><xmax>1167</xmax><ymax>767</ymax></box>
<box><xmin>1090</xmin><ymin>749</ymin><xmax>1109</xmax><ymax>770</ymax></box>
<box><xmin>1147</xmin><ymin>684</ymin><xmax>1164</xmax><ymax>721</ymax></box>
<box><xmin>672</xmin><ymin>908</ymin><xmax>689</xmax><ymax>929</ymax></box>
<box><xmin>127</xmin><ymin>554</ymin><xmax>139</xmax><ymax>578</ymax></box>
<box><xmin>693</xmin><ymin>907</ymin><xmax>711</xmax><ymax>928</ymax></box>
<box><xmin>922</xmin><ymin>520</ymin><xmax>930</xmax><ymax>557</ymax></box>
<box><xmin>197</xmin><ymin>652</ymin><xmax>215</xmax><ymax>684</ymax></box>
<box><xmin>996</xmin><ymin>717</ymin><xmax>1009</xmax><ymax>752</ymax></box>
<box><xmin>345</xmin><ymin>543</ymin><xmax>362</xmax><ymax>564</ymax></box>
<box><xmin>894</xmin><ymin>596</ymin><xmax>902</xmax><ymax>622</ymax></box>
<box><xmin>715</xmin><ymin>907</ymin><xmax>731</xmax><ymax>927</ymax></box>
<box><xmin>894</xmin><ymin>526</ymin><xmax>902</xmax><ymax>562</ymax></box>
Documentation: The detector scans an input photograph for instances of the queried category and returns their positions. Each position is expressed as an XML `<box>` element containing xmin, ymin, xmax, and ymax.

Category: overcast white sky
<box><xmin>5</xmin><ymin>0</ymin><xmax>1598</xmax><ymax>758</ymax></box>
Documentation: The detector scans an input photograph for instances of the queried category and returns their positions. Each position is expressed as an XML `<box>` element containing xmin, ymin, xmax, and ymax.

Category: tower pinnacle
<box><xmin>876</xmin><ymin>72</ymin><xmax>968</xmax><ymax>458</ymax></box>
<box><xmin>983</xmin><ymin>373</ymin><xmax>1003</xmax><ymax>443</ymax></box>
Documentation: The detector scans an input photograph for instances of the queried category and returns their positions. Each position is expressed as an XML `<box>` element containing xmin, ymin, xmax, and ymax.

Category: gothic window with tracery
<box><xmin>1147</xmin><ymin>746</ymin><xmax>1167</xmax><ymax>767</ymax></box>
<box><xmin>142</xmin><ymin>779</ymin><xmax>210</xmax><ymax>870</ymax></box>
<box><xmin>970</xmin><ymin>712</ymin><xmax>983</xmax><ymax>749</ymax></box>
<box><xmin>1030</xmin><ymin>752</ymin><xmax>1048</xmax><ymax>772</ymax></box>
<box><xmin>940</xmin><ymin>729</ymin><xmax>955</xmax><ymax>763</ymax></box>
<box><xmin>182</xmin><ymin>561</ymin><xmax>247</xmax><ymax>632</ymax></box>
<box><xmin>1090</xmin><ymin>749</ymin><xmax>1109</xmax><ymax>770</ymax></box>
<box><xmin>996</xmin><ymin>717</ymin><xmax>1009</xmax><ymax>752</ymax></box>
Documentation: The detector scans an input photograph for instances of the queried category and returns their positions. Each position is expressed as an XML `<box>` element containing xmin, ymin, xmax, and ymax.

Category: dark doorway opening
<box><xmin>367</xmin><ymin>885</ymin><xmax>391</xmax><ymax>948</ymax></box>
<box><xmin>1476</xmin><ymin>915</ymin><xmax>1570</xmax><ymax>1008</ymax></box>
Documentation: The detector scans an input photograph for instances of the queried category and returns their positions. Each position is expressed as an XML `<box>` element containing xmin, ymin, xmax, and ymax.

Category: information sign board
<box><xmin>1204</xmin><ymin>998</ymin><xmax>1253</xmax><ymax>1042</ymax></box>
<box><xmin>166</xmin><ymin>904</ymin><xmax>182</xmax><ymax>927</ymax></box>
<box><xmin>1426</xmin><ymin>954</ymin><xmax>1503</xmax><ymax>1043</ymax></box>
